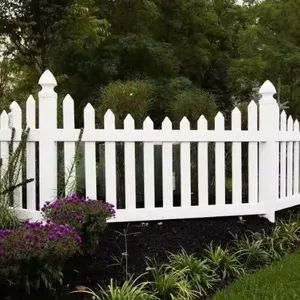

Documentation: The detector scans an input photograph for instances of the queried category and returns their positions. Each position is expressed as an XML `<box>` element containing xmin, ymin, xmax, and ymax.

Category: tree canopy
<box><xmin>0</xmin><ymin>0</ymin><xmax>299</xmax><ymax>124</ymax></box>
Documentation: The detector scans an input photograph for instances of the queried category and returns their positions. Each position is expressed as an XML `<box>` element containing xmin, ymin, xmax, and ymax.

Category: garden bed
<box><xmin>0</xmin><ymin>206</ymin><xmax>298</xmax><ymax>300</ymax></box>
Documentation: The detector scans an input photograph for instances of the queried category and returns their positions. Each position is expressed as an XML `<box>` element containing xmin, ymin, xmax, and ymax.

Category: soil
<box><xmin>1</xmin><ymin>206</ymin><xmax>299</xmax><ymax>300</ymax></box>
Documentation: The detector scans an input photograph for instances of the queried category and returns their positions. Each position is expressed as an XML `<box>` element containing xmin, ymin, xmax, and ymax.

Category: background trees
<box><xmin>0</xmin><ymin>0</ymin><xmax>299</xmax><ymax>124</ymax></box>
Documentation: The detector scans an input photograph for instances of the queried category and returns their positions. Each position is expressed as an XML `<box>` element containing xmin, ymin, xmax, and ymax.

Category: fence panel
<box><xmin>5</xmin><ymin>71</ymin><xmax>300</xmax><ymax>224</ymax></box>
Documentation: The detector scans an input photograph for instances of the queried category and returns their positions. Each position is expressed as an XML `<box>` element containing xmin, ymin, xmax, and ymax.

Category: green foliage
<box><xmin>169</xmin><ymin>89</ymin><xmax>218</xmax><ymax>128</ymax></box>
<box><xmin>235</xmin><ymin>233</ymin><xmax>271</xmax><ymax>270</ymax></box>
<box><xmin>168</xmin><ymin>249</ymin><xmax>219</xmax><ymax>297</ymax></box>
<box><xmin>0</xmin><ymin>205</ymin><xmax>19</xmax><ymax>230</ymax></box>
<box><xmin>147</xmin><ymin>262</ymin><xmax>197</xmax><ymax>300</ymax></box>
<box><xmin>205</xmin><ymin>243</ymin><xmax>244</xmax><ymax>279</ymax></box>
<box><xmin>96</xmin><ymin>80</ymin><xmax>154</xmax><ymax>128</ymax></box>
<box><xmin>0</xmin><ymin>127</ymin><xmax>32</xmax><ymax>229</ymax></box>
<box><xmin>73</xmin><ymin>276</ymin><xmax>155</xmax><ymax>300</ymax></box>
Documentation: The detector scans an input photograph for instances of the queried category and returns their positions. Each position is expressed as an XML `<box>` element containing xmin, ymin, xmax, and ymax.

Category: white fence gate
<box><xmin>0</xmin><ymin>70</ymin><xmax>299</xmax><ymax>223</ymax></box>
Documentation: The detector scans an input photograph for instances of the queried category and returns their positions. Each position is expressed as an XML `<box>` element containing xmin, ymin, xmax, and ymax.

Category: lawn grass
<box><xmin>213</xmin><ymin>250</ymin><xmax>300</xmax><ymax>300</ymax></box>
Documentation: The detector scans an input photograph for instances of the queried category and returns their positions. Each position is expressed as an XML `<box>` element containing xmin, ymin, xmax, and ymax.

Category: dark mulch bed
<box><xmin>1</xmin><ymin>206</ymin><xmax>299</xmax><ymax>300</ymax></box>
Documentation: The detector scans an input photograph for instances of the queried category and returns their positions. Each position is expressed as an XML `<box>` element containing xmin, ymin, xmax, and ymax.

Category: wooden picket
<box><xmin>294</xmin><ymin>120</ymin><xmax>299</xmax><ymax>195</ymax></box>
<box><xmin>3</xmin><ymin>70</ymin><xmax>300</xmax><ymax>224</ymax></box>
<box><xmin>124</xmin><ymin>114</ymin><xmax>136</xmax><ymax>209</ymax></box>
<box><xmin>63</xmin><ymin>94</ymin><xmax>76</xmax><ymax>195</ymax></box>
<box><xmin>280</xmin><ymin>111</ymin><xmax>287</xmax><ymax>198</ymax></box>
<box><xmin>10</xmin><ymin>101</ymin><xmax>22</xmax><ymax>208</ymax></box>
<box><xmin>248</xmin><ymin>101</ymin><xmax>258</xmax><ymax>204</ymax></box>
<box><xmin>215</xmin><ymin>112</ymin><xmax>225</xmax><ymax>205</ymax></box>
<box><xmin>197</xmin><ymin>116</ymin><xmax>208</xmax><ymax>205</ymax></box>
<box><xmin>180</xmin><ymin>117</ymin><xmax>191</xmax><ymax>207</ymax></box>
<box><xmin>162</xmin><ymin>117</ymin><xmax>173</xmax><ymax>208</ymax></box>
<box><xmin>26</xmin><ymin>96</ymin><xmax>36</xmax><ymax>210</ymax></box>
<box><xmin>84</xmin><ymin>103</ymin><xmax>97</xmax><ymax>199</ymax></box>
<box><xmin>287</xmin><ymin>116</ymin><xmax>293</xmax><ymax>196</ymax></box>
<box><xmin>232</xmin><ymin>107</ymin><xmax>242</xmax><ymax>205</ymax></box>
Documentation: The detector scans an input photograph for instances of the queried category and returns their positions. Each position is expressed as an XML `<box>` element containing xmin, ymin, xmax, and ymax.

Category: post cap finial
<box><xmin>38</xmin><ymin>70</ymin><xmax>57</xmax><ymax>87</ymax></box>
<box><xmin>259</xmin><ymin>80</ymin><xmax>276</xmax><ymax>96</ymax></box>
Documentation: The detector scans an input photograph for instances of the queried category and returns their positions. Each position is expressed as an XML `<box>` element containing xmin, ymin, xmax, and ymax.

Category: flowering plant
<box><xmin>0</xmin><ymin>221</ymin><xmax>81</xmax><ymax>293</ymax></box>
<box><xmin>42</xmin><ymin>193</ymin><xmax>115</xmax><ymax>254</ymax></box>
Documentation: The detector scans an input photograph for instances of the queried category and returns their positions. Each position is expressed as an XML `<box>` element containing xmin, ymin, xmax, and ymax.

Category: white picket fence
<box><xmin>1</xmin><ymin>70</ymin><xmax>299</xmax><ymax>223</ymax></box>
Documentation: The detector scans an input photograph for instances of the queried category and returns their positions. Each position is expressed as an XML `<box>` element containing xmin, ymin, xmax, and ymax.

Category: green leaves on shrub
<box><xmin>96</xmin><ymin>80</ymin><xmax>154</xmax><ymax>128</ymax></box>
<box><xmin>205</xmin><ymin>244</ymin><xmax>244</xmax><ymax>280</ymax></box>
<box><xmin>74</xmin><ymin>276</ymin><xmax>155</xmax><ymax>300</ymax></box>
<box><xmin>235</xmin><ymin>233</ymin><xmax>271</xmax><ymax>270</ymax></box>
<box><xmin>147</xmin><ymin>262</ymin><xmax>197</xmax><ymax>300</ymax></box>
<box><xmin>168</xmin><ymin>249</ymin><xmax>219</xmax><ymax>297</ymax></box>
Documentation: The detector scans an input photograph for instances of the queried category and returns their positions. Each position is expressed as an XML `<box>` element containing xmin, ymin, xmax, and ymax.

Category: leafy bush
<box><xmin>168</xmin><ymin>249</ymin><xmax>219</xmax><ymax>296</ymax></box>
<box><xmin>0</xmin><ymin>221</ymin><xmax>81</xmax><ymax>293</ymax></box>
<box><xmin>147</xmin><ymin>262</ymin><xmax>197</xmax><ymax>300</ymax></box>
<box><xmin>96</xmin><ymin>79</ymin><xmax>154</xmax><ymax>128</ymax></box>
<box><xmin>235</xmin><ymin>234</ymin><xmax>271</xmax><ymax>270</ymax></box>
<box><xmin>169</xmin><ymin>89</ymin><xmax>217</xmax><ymax>129</ymax></box>
<box><xmin>42</xmin><ymin>193</ymin><xmax>115</xmax><ymax>254</ymax></box>
<box><xmin>74</xmin><ymin>276</ymin><xmax>156</xmax><ymax>300</ymax></box>
<box><xmin>205</xmin><ymin>244</ymin><xmax>244</xmax><ymax>279</ymax></box>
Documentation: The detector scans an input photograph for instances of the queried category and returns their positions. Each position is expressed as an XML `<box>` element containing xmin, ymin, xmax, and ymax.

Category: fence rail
<box><xmin>1</xmin><ymin>71</ymin><xmax>300</xmax><ymax>223</ymax></box>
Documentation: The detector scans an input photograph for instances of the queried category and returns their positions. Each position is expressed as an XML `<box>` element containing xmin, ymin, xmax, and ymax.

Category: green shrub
<box><xmin>42</xmin><ymin>193</ymin><xmax>115</xmax><ymax>254</ymax></box>
<box><xmin>169</xmin><ymin>89</ymin><xmax>217</xmax><ymax>128</ymax></box>
<box><xmin>147</xmin><ymin>262</ymin><xmax>197</xmax><ymax>300</ymax></box>
<box><xmin>0</xmin><ymin>221</ymin><xmax>81</xmax><ymax>293</ymax></box>
<box><xmin>74</xmin><ymin>276</ymin><xmax>155</xmax><ymax>300</ymax></box>
<box><xmin>168</xmin><ymin>249</ymin><xmax>219</xmax><ymax>296</ymax></box>
<box><xmin>205</xmin><ymin>244</ymin><xmax>244</xmax><ymax>279</ymax></box>
<box><xmin>235</xmin><ymin>234</ymin><xmax>271</xmax><ymax>270</ymax></box>
<box><xmin>96</xmin><ymin>80</ymin><xmax>154</xmax><ymax>128</ymax></box>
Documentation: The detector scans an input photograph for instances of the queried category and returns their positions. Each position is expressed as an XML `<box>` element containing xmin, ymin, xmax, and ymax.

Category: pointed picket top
<box><xmin>215</xmin><ymin>111</ymin><xmax>224</xmax><ymax>130</ymax></box>
<box><xmin>84</xmin><ymin>103</ymin><xmax>95</xmax><ymax>128</ymax></box>
<box><xmin>124</xmin><ymin>114</ymin><xmax>135</xmax><ymax>129</ymax></box>
<box><xmin>162</xmin><ymin>117</ymin><xmax>172</xmax><ymax>130</ymax></box>
<box><xmin>248</xmin><ymin>100</ymin><xmax>257</xmax><ymax>109</ymax></box>
<box><xmin>232</xmin><ymin>107</ymin><xmax>241</xmax><ymax>129</ymax></box>
<box><xmin>280</xmin><ymin>110</ymin><xmax>287</xmax><ymax>120</ymax></box>
<box><xmin>38</xmin><ymin>70</ymin><xmax>57</xmax><ymax>87</ymax></box>
<box><xmin>294</xmin><ymin>119</ymin><xmax>299</xmax><ymax>132</ymax></box>
<box><xmin>26</xmin><ymin>95</ymin><xmax>35</xmax><ymax>106</ymax></box>
<box><xmin>63</xmin><ymin>94</ymin><xmax>74</xmax><ymax>107</ymax></box>
<box><xmin>26</xmin><ymin>95</ymin><xmax>36</xmax><ymax>128</ymax></box>
<box><xmin>232</xmin><ymin>107</ymin><xmax>241</xmax><ymax>117</ymax></box>
<box><xmin>280</xmin><ymin>110</ymin><xmax>287</xmax><ymax>131</ymax></box>
<box><xmin>288</xmin><ymin>115</ymin><xmax>294</xmax><ymax>131</ymax></box>
<box><xmin>197</xmin><ymin>115</ymin><xmax>208</xmax><ymax>130</ymax></box>
<box><xmin>180</xmin><ymin>116</ymin><xmax>190</xmax><ymax>130</ymax></box>
<box><xmin>143</xmin><ymin>116</ymin><xmax>154</xmax><ymax>130</ymax></box>
<box><xmin>0</xmin><ymin>110</ymin><xmax>8</xmax><ymax>128</ymax></box>
<box><xmin>259</xmin><ymin>80</ymin><xmax>276</xmax><ymax>96</ymax></box>
<box><xmin>10</xmin><ymin>101</ymin><xmax>21</xmax><ymax>111</ymax></box>
<box><xmin>104</xmin><ymin>109</ymin><xmax>115</xmax><ymax>129</ymax></box>
<box><xmin>63</xmin><ymin>95</ymin><xmax>74</xmax><ymax>128</ymax></box>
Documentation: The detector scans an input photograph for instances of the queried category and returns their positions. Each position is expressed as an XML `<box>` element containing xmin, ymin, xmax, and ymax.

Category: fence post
<box><xmin>38</xmin><ymin>70</ymin><xmax>57</xmax><ymax>207</ymax></box>
<box><xmin>258</xmin><ymin>80</ymin><xmax>279</xmax><ymax>223</ymax></box>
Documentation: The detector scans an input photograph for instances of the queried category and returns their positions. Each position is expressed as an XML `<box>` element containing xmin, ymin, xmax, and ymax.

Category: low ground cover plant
<box><xmin>42</xmin><ymin>193</ymin><xmax>115</xmax><ymax>254</ymax></box>
<box><xmin>72</xmin><ymin>214</ymin><xmax>300</xmax><ymax>300</ymax></box>
<box><xmin>168</xmin><ymin>249</ymin><xmax>219</xmax><ymax>297</ymax></box>
<box><xmin>0</xmin><ymin>221</ymin><xmax>81</xmax><ymax>293</ymax></box>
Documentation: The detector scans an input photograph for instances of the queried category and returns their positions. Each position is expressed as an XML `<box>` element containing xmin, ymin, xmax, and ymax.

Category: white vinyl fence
<box><xmin>1</xmin><ymin>70</ymin><xmax>299</xmax><ymax>223</ymax></box>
